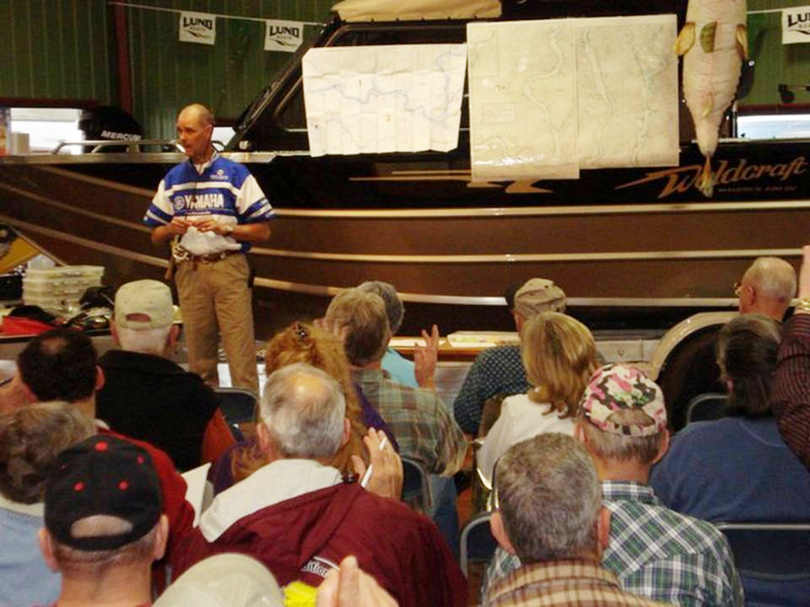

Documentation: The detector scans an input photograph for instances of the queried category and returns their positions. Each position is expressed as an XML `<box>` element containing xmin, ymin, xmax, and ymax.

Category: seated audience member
<box><xmin>477</xmin><ymin>311</ymin><xmax>597</xmax><ymax>487</ymax></box>
<box><xmin>486</xmin><ymin>365</ymin><xmax>744</xmax><ymax>606</ymax></box>
<box><xmin>154</xmin><ymin>553</ymin><xmax>285</xmax><ymax>607</ymax></box>
<box><xmin>485</xmin><ymin>433</ymin><xmax>668</xmax><ymax>607</ymax></box>
<box><xmin>39</xmin><ymin>435</ymin><xmax>169</xmax><ymax>607</ymax></box>
<box><xmin>0</xmin><ymin>402</ymin><xmax>95</xmax><ymax>606</ymax></box>
<box><xmin>358</xmin><ymin>280</ymin><xmax>420</xmax><ymax>389</ymax></box>
<box><xmin>651</xmin><ymin>314</ymin><xmax>810</xmax><ymax>606</ymax></box>
<box><xmin>325</xmin><ymin>289</ymin><xmax>467</xmax><ymax>554</ymax></box>
<box><xmin>736</xmin><ymin>256</ymin><xmax>797</xmax><ymax>321</ymax></box>
<box><xmin>453</xmin><ymin>278</ymin><xmax>566</xmax><ymax>434</ymax></box>
<box><xmin>663</xmin><ymin>256</ymin><xmax>798</xmax><ymax>421</ymax></box>
<box><xmin>771</xmin><ymin>245</ymin><xmax>810</xmax><ymax>467</ymax></box>
<box><xmin>208</xmin><ymin>321</ymin><xmax>398</xmax><ymax>495</ymax></box>
<box><xmin>155</xmin><ymin>553</ymin><xmax>395</xmax><ymax>607</ymax></box>
<box><xmin>324</xmin><ymin>289</ymin><xmax>467</xmax><ymax>477</ymax></box>
<box><xmin>96</xmin><ymin>279</ymin><xmax>234</xmax><ymax>472</ymax></box>
<box><xmin>174</xmin><ymin>363</ymin><xmax>466</xmax><ymax>607</ymax></box>
<box><xmin>13</xmin><ymin>328</ymin><xmax>194</xmax><ymax>561</ymax></box>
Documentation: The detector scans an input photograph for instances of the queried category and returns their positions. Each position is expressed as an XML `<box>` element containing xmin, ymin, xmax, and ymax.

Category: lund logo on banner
<box><xmin>183</xmin><ymin>17</ymin><xmax>213</xmax><ymax>36</ymax></box>
<box><xmin>268</xmin><ymin>25</ymin><xmax>300</xmax><ymax>39</ymax></box>
<box><xmin>783</xmin><ymin>5</ymin><xmax>810</xmax><ymax>44</ymax></box>
<box><xmin>788</xmin><ymin>13</ymin><xmax>810</xmax><ymax>29</ymax></box>
<box><xmin>179</xmin><ymin>11</ymin><xmax>216</xmax><ymax>45</ymax></box>
<box><xmin>265</xmin><ymin>19</ymin><xmax>304</xmax><ymax>53</ymax></box>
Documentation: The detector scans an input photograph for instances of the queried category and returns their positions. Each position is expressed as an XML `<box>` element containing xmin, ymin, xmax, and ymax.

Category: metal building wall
<box><xmin>0</xmin><ymin>0</ymin><xmax>114</xmax><ymax>104</ymax></box>
<box><xmin>124</xmin><ymin>0</ymin><xmax>334</xmax><ymax>138</ymax></box>
<box><xmin>0</xmin><ymin>0</ymin><xmax>333</xmax><ymax>138</ymax></box>
<box><xmin>742</xmin><ymin>0</ymin><xmax>810</xmax><ymax>108</ymax></box>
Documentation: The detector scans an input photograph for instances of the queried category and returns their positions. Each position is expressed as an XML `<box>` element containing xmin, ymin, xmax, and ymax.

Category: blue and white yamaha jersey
<box><xmin>144</xmin><ymin>153</ymin><xmax>274</xmax><ymax>254</ymax></box>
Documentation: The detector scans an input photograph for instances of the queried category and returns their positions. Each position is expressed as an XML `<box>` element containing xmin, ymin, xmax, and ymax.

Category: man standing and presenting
<box><xmin>144</xmin><ymin>103</ymin><xmax>273</xmax><ymax>395</ymax></box>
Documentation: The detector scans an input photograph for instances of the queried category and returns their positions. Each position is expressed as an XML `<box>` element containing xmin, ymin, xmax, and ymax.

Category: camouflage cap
<box><xmin>513</xmin><ymin>278</ymin><xmax>566</xmax><ymax>319</ymax></box>
<box><xmin>580</xmin><ymin>364</ymin><xmax>667</xmax><ymax>437</ymax></box>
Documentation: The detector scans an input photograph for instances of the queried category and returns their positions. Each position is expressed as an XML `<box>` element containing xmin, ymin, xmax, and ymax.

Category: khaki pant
<box><xmin>175</xmin><ymin>254</ymin><xmax>259</xmax><ymax>396</ymax></box>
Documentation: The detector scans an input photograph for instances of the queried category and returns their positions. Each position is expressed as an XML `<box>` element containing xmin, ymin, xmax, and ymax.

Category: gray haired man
<box><xmin>736</xmin><ymin>257</ymin><xmax>797</xmax><ymax>321</ymax></box>
<box><xmin>173</xmin><ymin>363</ymin><xmax>467</xmax><ymax>607</ymax></box>
<box><xmin>485</xmin><ymin>365</ymin><xmax>744</xmax><ymax>606</ymax></box>
<box><xmin>486</xmin><ymin>433</ymin><xmax>667</xmax><ymax>607</ymax></box>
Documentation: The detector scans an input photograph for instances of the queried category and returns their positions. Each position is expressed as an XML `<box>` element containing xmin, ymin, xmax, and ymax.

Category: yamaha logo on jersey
<box><xmin>173</xmin><ymin>193</ymin><xmax>225</xmax><ymax>210</ymax></box>
<box><xmin>211</xmin><ymin>168</ymin><xmax>229</xmax><ymax>180</ymax></box>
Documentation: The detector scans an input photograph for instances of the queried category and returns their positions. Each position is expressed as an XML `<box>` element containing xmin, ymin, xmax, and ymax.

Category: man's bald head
<box><xmin>178</xmin><ymin>104</ymin><xmax>214</xmax><ymax>127</ymax></box>
<box><xmin>738</xmin><ymin>257</ymin><xmax>797</xmax><ymax>320</ymax></box>
<box><xmin>258</xmin><ymin>363</ymin><xmax>346</xmax><ymax>459</ymax></box>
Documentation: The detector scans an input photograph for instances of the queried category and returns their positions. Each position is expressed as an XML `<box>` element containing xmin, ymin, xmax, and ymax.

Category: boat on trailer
<box><xmin>0</xmin><ymin>0</ymin><xmax>807</xmax><ymax>335</ymax></box>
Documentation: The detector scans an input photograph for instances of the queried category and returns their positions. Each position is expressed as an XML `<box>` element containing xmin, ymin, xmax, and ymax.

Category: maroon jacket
<box><xmin>98</xmin><ymin>428</ymin><xmax>194</xmax><ymax>561</ymax></box>
<box><xmin>172</xmin><ymin>482</ymin><xmax>467</xmax><ymax>607</ymax></box>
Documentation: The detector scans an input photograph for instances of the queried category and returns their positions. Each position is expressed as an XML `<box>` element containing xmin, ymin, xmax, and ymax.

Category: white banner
<box><xmin>265</xmin><ymin>19</ymin><xmax>304</xmax><ymax>53</ymax></box>
<box><xmin>179</xmin><ymin>11</ymin><xmax>216</xmax><ymax>46</ymax></box>
<box><xmin>783</xmin><ymin>5</ymin><xmax>810</xmax><ymax>44</ymax></box>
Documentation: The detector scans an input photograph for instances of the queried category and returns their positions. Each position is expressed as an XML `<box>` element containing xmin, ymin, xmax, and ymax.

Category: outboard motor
<box><xmin>78</xmin><ymin>106</ymin><xmax>143</xmax><ymax>153</ymax></box>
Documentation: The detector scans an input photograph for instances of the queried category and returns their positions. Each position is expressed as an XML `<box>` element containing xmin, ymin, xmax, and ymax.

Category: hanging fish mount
<box><xmin>675</xmin><ymin>0</ymin><xmax>748</xmax><ymax>197</ymax></box>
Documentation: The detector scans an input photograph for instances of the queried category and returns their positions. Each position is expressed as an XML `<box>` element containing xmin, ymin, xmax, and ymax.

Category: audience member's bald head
<box><xmin>258</xmin><ymin>363</ymin><xmax>347</xmax><ymax>459</ymax></box>
<box><xmin>738</xmin><ymin>257</ymin><xmax>796</xmax><ymax>320</ymax></box>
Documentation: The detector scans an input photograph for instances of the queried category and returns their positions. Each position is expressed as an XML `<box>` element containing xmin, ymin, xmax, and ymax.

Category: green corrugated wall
<box><xmin>743</xmin><ymin>0</ymin><xmax>810</xmax><ymax>108</ymax></box>
<box><xmin>126</xmin><ymin>0</ymin><xmax>334</xmax><ymax>138</ymax></box>
<box><xmin>0</xmin><ymin>0</ymin><xmax>114</xmax><ymax>104</ymax></box>
<box><xmin>1</xmin><ymin>1</ymin><xmax>807</xmax><ymax>134</ymax></box>
<box><xmin>0</xmin><ymin>0</ymin><xmax>333</xmax><ymax>137</ymax></box>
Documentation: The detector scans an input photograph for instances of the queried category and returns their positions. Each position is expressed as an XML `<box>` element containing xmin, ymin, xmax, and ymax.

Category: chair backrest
<box><xmin>715</xmin><ymin>522</ymin><xmax>810</xmax><ymax>581</ymax></box>
<box><xmin>460</xmin><ymin>511</ymin><xmax>498</xmax><ymax>577</ymax></box>
<box><xmin>213</xmin><ymin>387</ymin><xmax>257</xmax><ymax>440</ymax></box>
<box><xmin>400</xmin><ymin>456</ymin><xmax>431</xmax><ymax>513</ymax></box>
<box><xmin>471</xmin><ymin>437</ymin><xmax>494</xmax><ymax>514</ymax></box>
<box><xmin>478</xmin><ymin>393</ymin><xmax>509</xmax><ymax>438</ymax></box>
<box><xmin>686</xmin><ymin>392</ymin><xmax>728</xmax><ymax>424</ymax></box>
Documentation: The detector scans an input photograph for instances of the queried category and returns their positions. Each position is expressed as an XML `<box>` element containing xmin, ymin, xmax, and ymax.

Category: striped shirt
<box><xmin>770</xmin><ymin>313</ymin><xmax>810</xmax><ymax>468</ymax></box>
<box><xmin>144</xmin><ymin>153</ymin><xmax>274</xmax><ymax>254</ymax></box>
<box><xmin>485</xmin><ymin>559</ymin><xmax>670</xmax><ymax>607</ymax></box>
<box><xmin>352</xmin><ymin>368</ymin><xmax>468</xmax><ymax>476</ymax></box>
<box><xmin>485</xmin><ymin>482</ymin><xmax>744</xmax><ymax>606</ymax></box>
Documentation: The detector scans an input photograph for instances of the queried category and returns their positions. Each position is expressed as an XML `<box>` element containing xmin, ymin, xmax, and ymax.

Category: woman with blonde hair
<box><xmin>477</xmin><ymin>311</ymin><xmax>598</xmax><ymax>487</ymax></box>
<box><xmin>211</xmin><ymin>322</ymin><xmax>396</xmax><ymax>493</ymax></box>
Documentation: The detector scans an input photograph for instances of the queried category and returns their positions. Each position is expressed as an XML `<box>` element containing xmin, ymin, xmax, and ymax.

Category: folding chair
<box><xmin>401</xmin><ymin>456</ymin><xmax>431</xmax><ymax>512</ymax></box>
<box><xmin>715</xmin><ymin>522</ymin><xmax>810</xmax><ymax>581</ymax></box>
<box><xmin>460</xmin><ymin>512</ymin><xmax>498</xmax><ymax>577</ymax></box>
<box><xmin>686</xmin><ymin>393</ymin><xmax>727</xmax><ymax>424</ymax></box>
<box><xmin>213</xmin><ymin>387</ymin><xmax>257</xmax><ymax>441</ymax></box>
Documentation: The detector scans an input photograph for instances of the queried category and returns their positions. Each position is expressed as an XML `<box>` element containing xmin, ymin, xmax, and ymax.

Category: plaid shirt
<box><xmin>452</xmin><ymin>345</ymin><xmax>530</xmax><ymax>434</ymax></box>
<box><xmin>352</xmin><ymin>368</ymin><xmax>468</xmax><ymax>476</ymax></box>
<box><xmin>485</xmin><ymin>482</ymin><xmax>744</xmax><ymax>607</ymax></box>
<box><xmin>485</xmin><ymin>558</ymin><xmax>670</xmax><ymax>607</ymax></box>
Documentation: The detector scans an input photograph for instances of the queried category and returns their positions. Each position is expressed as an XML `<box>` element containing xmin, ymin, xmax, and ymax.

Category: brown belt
<box><xmin>174</xmin><ymin>249</ymin><xmax>239</xmax><ymax>264</ymax></box>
